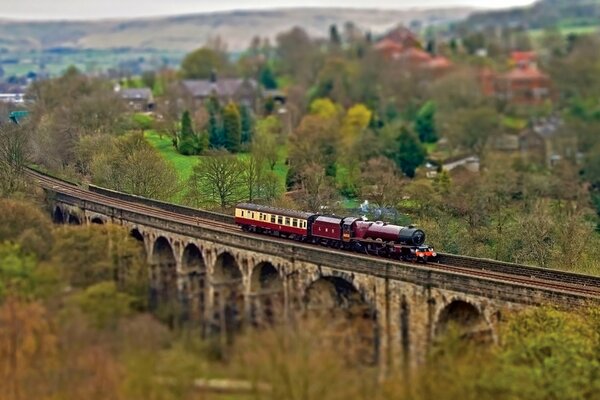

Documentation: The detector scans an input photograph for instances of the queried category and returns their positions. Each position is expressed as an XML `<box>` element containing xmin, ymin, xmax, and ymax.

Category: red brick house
<box><xmin>479</xmin><ymin>52</ymin><xmax>552</xmax><ymax>105</ymax></box>
<box><xmin>374</xmin><ymin>26</ymin><xmax>452</xmax><ymax>76</ymax></box>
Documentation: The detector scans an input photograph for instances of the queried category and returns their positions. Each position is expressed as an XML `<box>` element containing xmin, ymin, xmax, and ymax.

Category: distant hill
<box><xmin>463</xmin><ymin>0</ymin><xmax>600</xmax><ymax>30</ymax></box>
<box><xmin>0</xmin><ymin>7</ymin><xmax>474</xmax><ymax>52</ymax></box>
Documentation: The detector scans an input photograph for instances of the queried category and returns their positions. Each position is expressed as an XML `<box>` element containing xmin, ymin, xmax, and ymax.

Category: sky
<box><xmin>1</xmin><ymin>0</ymin><xmax>538</xmax><ymax>21</ymax></box>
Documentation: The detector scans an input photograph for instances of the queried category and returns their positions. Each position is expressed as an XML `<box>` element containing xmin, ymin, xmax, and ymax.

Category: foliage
<box><xmin>0</xmin><ymin>123</ymin><xmax>30</xmax><ymax>196</ymax></box>
<box><xmin>176</xmin><ymin>110</ymin><xmax>205</xmax><ymax>156</ymax></box>
<box><xmin>0</xmin><ymin>199</ymin><xmax>54</xmax><ymax>259</ymax></box>
<box><xmin>259</xmin><ymin>65</ymin><xmax>278</xmax><ymax>89</ymax></box>
<box><xmin>444</xmin><ymin>106</ymin><xmax>500</xmax><ymax>156</ymax></box>
<box><xmin>240</xmin><ymin>104</ymin><xmax>254</xmax><ymax>144</ymax></box>
<box><xmin>0</xmin><ymin>244</ymin><xmax>41</xmax><ymax>301</ymax></box>
<box><xmin>90</xmin><ymin>132</ymin><xmax>180</xmax><ymax>201</ymax></box>
<box><xmin>180</xmin><ymin>47</ymin><xmax>230</xmax><ymax>79</ymax></box>
<box><xmin>185</xmin><ymin>149</ymin><xmax>244</xmax><ymax>209</ymax></box>
<box><xmin>391</xmin><ymin>126</ymin><xmax>426</xmax><ymax>178</ymax></box>
<box><xmin>222</xmin><ymin>102</ymin><xmax>242</xmax><ymax>152</ymax></box>
<box><xmin>414</xmin><ymin>101</ymin><xmax>438</xmax><ymax>143</ymax></box>
<box><xmin>50</xmin><ymin>225</ymin><xmax>148</xmax><ymax>304</ymax></box>
<box><xmin>71</xmin><ymin>281</ymin><xmax>136</xmax><ymax>329</ymax></box>
<box><xmin>27</xmin><ymin>69</ymin><xmax>127</xmax><ymax>170</ymax></box>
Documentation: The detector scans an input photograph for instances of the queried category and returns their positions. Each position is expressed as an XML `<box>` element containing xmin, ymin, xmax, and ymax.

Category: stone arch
<box><xmin>250</xmin><ymin>262</ymin><xmax>284</xmax><ymax>325</ymax></box>
<box><xmin>52</xmin><ymin>206</ymin><xmax>64</xmax><ymax>223</ymax></box>
<box><xmin>130</xmin><ymin>228</ymin><xmax>144</xmax><ymax>242</ymax></box>
<box><xmin>435</xmin><ymin>300</ymin><xmax>492</xmax><ymax>343</ymax></box>
<box><xmin>150</xmin><ymin>236</ymin><xmax>178</xmax><ymax>313</ymax></box>
<box><xmin>305</xmin><ymin>276</ymin><xmax>378</xmax><ymax>363</ymax></box>
<box><xmin>67</xmin><ymin>213</ymin><xmax>81</xmax><ymax>225</ymax></box>
<box><xmin>212</xmin><ymin>251</ymin><xmax>244</xmax><ymax>341</ymax></box>
<box><xmin>181</xmin><ymin>243</ymin><xmax>207</xmax><ymax>325</ymax></box>
<box><xmin>91</xmin><ymin>217</ymin><xmax>104</xmax><ymax>224</ymax></box>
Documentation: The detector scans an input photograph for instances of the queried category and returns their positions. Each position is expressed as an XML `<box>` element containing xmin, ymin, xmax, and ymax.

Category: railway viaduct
<box><xmin>35</xmin><ymin>170</ymin><xmax>599</xmax><ymax>370</ymax></box>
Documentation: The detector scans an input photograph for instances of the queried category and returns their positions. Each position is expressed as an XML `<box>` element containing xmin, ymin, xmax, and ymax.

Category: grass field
<box><xmin>144</xmin><ymin>130</ymin><xmax>289</xmax><ymax>202</ymax></box>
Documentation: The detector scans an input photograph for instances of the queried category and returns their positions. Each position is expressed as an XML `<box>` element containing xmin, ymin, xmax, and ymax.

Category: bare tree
<box><xmin>359</xmin><ymin>157</ymin><xmax>405</xmax><ymax>209</ymax></box>
<box><xmin>0</xmin><ymin>123</ymin><xmax>30</xmax><ymax>195</ymax></box>
<box><xmin>185</xmin><ymin>149</ymin><xmax>244</xmax><ymax>209</ymax></box>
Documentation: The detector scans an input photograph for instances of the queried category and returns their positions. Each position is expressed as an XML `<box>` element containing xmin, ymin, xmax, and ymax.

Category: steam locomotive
<box><xmin>234</xmin><ymin>203</ymin><xmax>437</xmax><ymax>263</ymax></box>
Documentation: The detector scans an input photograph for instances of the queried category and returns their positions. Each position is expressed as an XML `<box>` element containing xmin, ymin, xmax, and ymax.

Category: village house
<box><xmin>119</xmin><ymin>87</ymin><xmax>155</xmax><ymax>112</ymax></box>
<box><xmin>181</xmin><ymin>73</ymin><xmax>261</xmax><ymax>110</ymax></box>
<box><xmin>374</xmin><ymin>26</ymin><xmax>453</xmax><ymax>76</ymax></box>
<box><xmin>519</xmin><ymin>116</ymin><xmax>577</xmax><ymax>167</ymax></box>
<box><xmin>479</xmin><ymin>51</ymin><xmax>552</xmax><ymax>106</ymax></box>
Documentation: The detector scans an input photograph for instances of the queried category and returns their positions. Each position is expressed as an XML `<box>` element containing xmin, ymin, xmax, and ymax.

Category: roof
<box><xmin>314</xmin><ymin>216</ymin><xmax>343</xmax><ymax>225</ymax></box>
<box><xmin>425</xmin><ymin>56</ymin><xmax>452</xmax><ymax>69</ymax></box>
<box><xmin>375</xmin><ymin>38</ymin><xmax>404</xmax><ymax>52</ymax></box>
<box><xmin>398</xmin><ymin>47</ymin><xmax>432</xmax><ymax>63</ymax></box>
<box><xmin>236</xmin><ymin>203</ymin><xmax>314</xmax><ymax>220</ymax></box>
<box><xmin>120</xmin><ymin>88</ymin><xmax>153</xmax><ymax>101</ymax></box>
<box><xmin>381</xmin><ymin>26</ymin><xmax>420</xmax><ymax>47</ymax></box>
<box><xmin>500</xmin><ymin>65</ymin><xmax>549</xmax><ymax>81</ymax></box>
<box><xmin>182</xmin><ymin>78</ymin><xmax>258</xmax><ymax>98</ymax></box>
<box><xmin>511</xmin><ymin>51</ymin><xmax>537</xmax><ymax>65</ymax></box>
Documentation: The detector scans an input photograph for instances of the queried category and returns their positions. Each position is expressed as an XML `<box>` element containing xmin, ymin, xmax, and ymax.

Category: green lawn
<box><xmin>144</xmin><ymin>130</ymin><xmax>289</xmax><ymax>201</ymax></box>
<box><xmin>145</xmin><ymin>130</ymin><xmax>199</xmax><ymax>183</ymax></box>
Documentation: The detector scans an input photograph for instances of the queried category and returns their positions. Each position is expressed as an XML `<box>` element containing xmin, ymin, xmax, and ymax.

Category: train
<box><xmin>234</xmin><ymin>203</ymin><xmax>437</xmax><ymax>263</ymax></box>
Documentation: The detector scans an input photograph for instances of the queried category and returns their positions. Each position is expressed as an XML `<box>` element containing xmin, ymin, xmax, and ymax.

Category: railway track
<box><xmin>27</xmin><ymin>168</ymin><xmax>600</xmax><ymax>299</ymax></box>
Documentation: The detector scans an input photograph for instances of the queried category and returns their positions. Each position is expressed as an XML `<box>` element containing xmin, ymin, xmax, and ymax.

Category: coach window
<box><xmin>292</xmin><ymin>219</ymin><xmax>297</xmax><ymax>227</ymax></box>
<box><xmin>285</xmin><ymin>218</ymin><xmax>290</xmax><ymax>225</ymax></box>
<box><xmin>277</xmin><ymin>216</ymin><xmax>283</xmax><ymax>224</ymax></box>
<box><xmin>271</xmin><ymin>215</ymin><xmax>275</xmax><ymax>223</ymax></box>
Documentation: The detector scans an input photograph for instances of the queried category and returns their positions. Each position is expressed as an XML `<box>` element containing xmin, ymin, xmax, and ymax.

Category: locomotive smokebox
<box><xmin>364</xmin><ymin>222</ymin><xmax>426</xmax><ymax>246</ymax></box>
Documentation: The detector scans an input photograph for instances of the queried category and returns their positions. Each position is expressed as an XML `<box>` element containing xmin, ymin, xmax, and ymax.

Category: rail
<box><xmin>25</xmin><ymin>167</ymin><xmax>600</xmax><ymax>304</ymax></box>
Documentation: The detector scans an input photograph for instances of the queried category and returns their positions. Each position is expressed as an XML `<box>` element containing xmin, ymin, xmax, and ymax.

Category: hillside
<box><xmin>464</xmin><ymin>0</ymin><xmax>600</xmax><ymax>30</ymax></box>
<box><xmin>0</xmin><ymin>7</ymin><xmax>473</xmax><ymax>52</ymax></box>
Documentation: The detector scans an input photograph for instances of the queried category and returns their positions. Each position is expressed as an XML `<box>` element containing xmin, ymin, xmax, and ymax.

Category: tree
<box><xmin>222</xmin><ymin>102</ymin><xmax>242</xmax><ymax>152</ymax></box>
<box><xmin>180</xmin><ymin>47</ymin><xmax>230</xmax><ymax>79</ymax></box>
<box><xmin>259</xmin><ymin>65</ymin><xmax>278</xmax><ymax>90</ymax></box>
<box><xmin>253</xmin><ymin>116</ymin><xmax>281</xmax><ymax>171</ymax></box>
<box><xmin>0</xmin><ymin>122</ymin><xmax>29</xmax><ymax>195</ymax></box>
<box><xmin>51</xmin><ymin>224</ymin><xmax>148</xmax><ymax>302</ymax></box>
<box><xmin>185</xmin><ymin>149</ymin><xmax>244</xmax><ymax>209</ymax></box>
<box><xmin>141</xmin><ymin>70</ymin><xmax>156</xmax><ymax>89</ymax></box>
<box><xmin>0</xmin><ymin>199</ymin><xmax>54</xmax><ymax>259</ymax></box>
<box><xmin>391</xmin><ymin>126</ymin><xmax>426</xmax><ymax>178</ymax></box>
<box><xmin>360</xmin><ymin>157</ymin><xmax>405</xmax><ymax>209</ymax></box>
<box><xmin>91</xmin><ymin>133</ymin><xmax>179</xmax><ymax>201</ymax></box>
<box><xmin>240</xmin><ymin>105</ymin><xmax>254</xmax><ymax>144</ymax></box>
<box><xmin>177</xmin><ymin>110</ymin><xmax>202</xmax><ymax>155</ymax></box>
<box><xmin>299</xmin><ymin>163</ymin><xmax>338</xmax><ymax>212</ymax></box>
<box><xmin>207</xmin><ymin>95</ymin><xmax>223</xmax><ymax>148</ymax></box>
<box><xmin>180</xmin><ymin>110</ymin><xmax>193</xmax><ymax>138</ymax></box>
<box><xmin>289</xmin><ymin>114</ymin><xmax>339</xmax><ymax>179</ymax></box>
<box><xmin>414</xmin><ymin>101</ymin><xmax>438</xmax><ymax>143</ymax></box>
<box><xmin>444</xmin><ymin>106</ymin><xmax>500</xmax><ymax>156</ymax></box>
<box><xmin>341</xmin><ymin>103</ymin><xmax>372</xmax><ymax>146</ymax></box>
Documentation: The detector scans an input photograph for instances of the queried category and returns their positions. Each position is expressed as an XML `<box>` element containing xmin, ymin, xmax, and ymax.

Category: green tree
<box><xmin>180</xmin><ymin>110</ymin><xmax>193</xmax><ymax>139</ymax></box>
<box><xmin>259</xmin><ymin>65</ymin><xmax>278</xmax><ymax>90</ymax></box>
<box><xmin>91</xmin><ymin>132</ymin><xmax>179</xmax><ymax>200</ymax></box>
<box><xmin>0</xmin><ymin>123</ymin><xmax>30</xmax><ymax>196</ymax></box>
<box><xmin>391</xmin><ymin>126</ymin><xmax>426</xmax><ymax>178</ymax></box>
<box><xmin>222</xmin><ymin>102</ymin><xmax>242</xmax><ymax>153</ymax></box>
<box><xmin>207</xmin><ymin>95</ymin><xmax>223</xmax><ymax>148</ymax></box>
<box><xmin>71</xmin><ymin>281</ymin><xmax>136</xmax><ymax>329</ymax></box>
<box><xmin>445</xmin><ymin>106</ymin><xmax>499</xmax><ymax>156</ymax></box>
<box><xmin>180</xmin><ymin>47</ymin><xmax>230</xmax><ymax>79</ymax></box>
<box><xmin>51</xmin><ymin>224</ymin><xmax>148</xmax><ymax>305</ymax></box>
<box><xmin>0</xmin><ymin>199</ymin><xmax>54</xmax><ymax>259</ymax></box>
<box><xmin>240</xmin><ymin>105</ymin><xmax>254</xmax><ymax>144</ymax></box>
<box><xmin>185</xmin><ymin>149</ymin><xmax>244</xmax><ymax>209</ymax></box>
<box><xmin>177</xmin><ymin>110</ymin><xmax>203</xmax><ymax>155</ymax></box>
<box><xmin>414</xmin><ymin>101</ymin><xmax>438</xmax><ymax>143</ymax></box>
